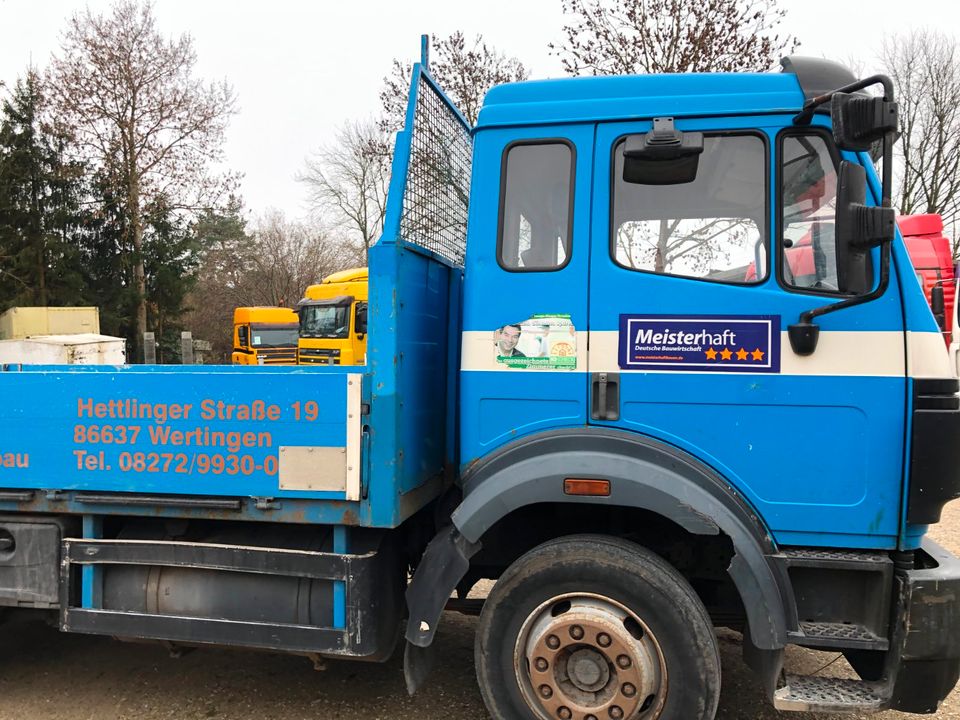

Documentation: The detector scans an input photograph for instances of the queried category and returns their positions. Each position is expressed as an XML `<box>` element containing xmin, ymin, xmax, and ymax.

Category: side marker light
<box><xmin>563</xmin><ymin>478</ymin><xmax>611</xmax><ymax>497</ymax></box>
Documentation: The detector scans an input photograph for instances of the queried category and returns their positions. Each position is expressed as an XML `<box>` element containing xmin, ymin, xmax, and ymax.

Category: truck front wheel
<box><xmin>475</xmin><ymin>535</ymin><xmax>721</xmax><ymax>720</ymax></box>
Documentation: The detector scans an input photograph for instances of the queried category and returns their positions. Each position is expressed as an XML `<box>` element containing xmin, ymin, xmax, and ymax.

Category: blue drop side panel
<box><xmin>0</xmin><ymin>365</ymin><xmax>356</xmax><ymax>500</ymax></box>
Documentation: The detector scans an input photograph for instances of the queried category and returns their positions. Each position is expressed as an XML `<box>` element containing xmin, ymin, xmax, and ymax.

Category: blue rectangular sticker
<box><xmin>619</xmin><ymin>314</ymin><xmax>781</xmax><ymax>373</ymax></box>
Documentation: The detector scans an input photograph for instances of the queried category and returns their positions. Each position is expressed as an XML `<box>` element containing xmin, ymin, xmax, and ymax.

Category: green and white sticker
<box><xmin>494</xmin><ymin>314</ymin><xmax>577</xmax><ymax>370</ymax></box>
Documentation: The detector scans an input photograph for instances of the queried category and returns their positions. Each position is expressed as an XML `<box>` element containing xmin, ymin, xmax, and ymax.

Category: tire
<box><xmin>475</xmin><ymin>535</ymin><xmax>720</xmax><ymax>720</ymax></box>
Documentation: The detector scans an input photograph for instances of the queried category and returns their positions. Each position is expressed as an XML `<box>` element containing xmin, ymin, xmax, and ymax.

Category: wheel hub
<box><xmin>568</xmin><ymin>648</ymin><xmax>608</xmax><ymax>691</ymax></box>
<box><xmin>515</xmin><ymin>595</ymin><xmax>667</xmax><ymax>720</ymax></box>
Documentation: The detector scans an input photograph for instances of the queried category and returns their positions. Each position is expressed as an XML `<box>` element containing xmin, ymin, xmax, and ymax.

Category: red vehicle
<box><xmin>748</xmin><ymin>213</ymin><xmax>955</xmax><ymax>345</ymax></box>
<box><xmin>899</xmin><ymin>214</ymin><xmax>955</xmax><ymax>345</ymax></box>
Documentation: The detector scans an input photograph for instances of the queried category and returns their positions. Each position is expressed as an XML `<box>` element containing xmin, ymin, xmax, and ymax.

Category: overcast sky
<box><xmin>0</xmin><ymin>0</ymin><xmax>953</xmax><ymax>219</ymax></box>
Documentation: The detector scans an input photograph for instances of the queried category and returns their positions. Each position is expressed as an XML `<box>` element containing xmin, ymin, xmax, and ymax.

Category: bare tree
<box><xmin>380</xmin><ymin>31</ymin><xmax>529</xmax><ymax>129</ymax></box>
<box><xmin>246</xmin><ymin>210</ymin><xmax>357</xmax><ymax>307</ymax></box>
<box><xmin>550</xmin><ymin>0</ymin><xmax>798</xmax><ymax>76</ymax></box>
<box><xmin>186</xmin><ymin>208</ymin><xmax>358</xmax><ymax>362</ymax></box>
<box><xmin>881</xmin><ymin>30</ymin><xmax>960</xmax><ymax>240</ymax></box>
<box><xmin>48</xmin><ymin>0</ymin><xmax>236</xmax><ymax>358</ymax></box>
<box><xmin>298</xmin><ymin>120</ymin><xmax>389</xmax><ymax>263</ymax></box>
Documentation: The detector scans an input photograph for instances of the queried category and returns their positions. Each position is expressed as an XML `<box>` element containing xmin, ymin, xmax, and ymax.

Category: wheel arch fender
<box><xmin>404</xmin><ymin>428</ymin><xmax>794</xmax><ymax>687</ymax></box>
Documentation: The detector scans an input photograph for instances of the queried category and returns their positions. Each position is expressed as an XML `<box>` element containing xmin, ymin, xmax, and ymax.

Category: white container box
<box><xmin>0</xmin><ymin>334</ymin><xmax>126</xmax><ymax>365</ymax></box>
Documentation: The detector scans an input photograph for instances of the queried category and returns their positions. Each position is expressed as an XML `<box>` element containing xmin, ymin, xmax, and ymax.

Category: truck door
<box><xmin>460</xmin><ymin>125</ymin><xmax>594</xmax><ymax>464</ymax></box>
<box><xmin>588</xmin><ymin>119</ymin><xmax>907</xmax><ymax>548</ymax></box>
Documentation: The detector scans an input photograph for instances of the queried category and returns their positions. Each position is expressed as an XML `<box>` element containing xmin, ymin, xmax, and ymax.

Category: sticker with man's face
<box><xmin>494</xmin><ymin>314</ymin><xmax>577</xmax><ymax>369</ymax></box>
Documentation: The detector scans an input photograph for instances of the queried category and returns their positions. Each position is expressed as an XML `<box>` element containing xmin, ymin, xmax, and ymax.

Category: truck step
<box><xmin>792</xmin><ymin>621</ymin><xmax>889</xmax><ymax>651</ymax></box>
<box><xmin>779</xmin><ymin>547</ymin><xmax>891</xmax><ymax>570</ymax></box>
<box><xmin>773</xmin><ymin>674</ymin><xmax>886</xmax><ymax>713</ymax></box>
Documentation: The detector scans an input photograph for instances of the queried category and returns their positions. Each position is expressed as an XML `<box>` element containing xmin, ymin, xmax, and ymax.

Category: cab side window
<box><xmin>498</xmin><ymin>141</ymin><xmax>574</xmax><ymax>271</ymax></box>
<box><xmin>780</xmin><ymin>133</ymin><xmax>841</xmax><ymax>292</ymax></box>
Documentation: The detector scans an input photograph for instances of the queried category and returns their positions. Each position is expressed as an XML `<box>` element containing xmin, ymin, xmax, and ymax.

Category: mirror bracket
<box><xmin>849</xmin><ymin>204</ymin><xmax>896</xmax><ymax>249</ymax></box>
<box><xmin>622</xmin><ymin>118</ymin><xmax>704</xmax><ymax>185</ymax></box>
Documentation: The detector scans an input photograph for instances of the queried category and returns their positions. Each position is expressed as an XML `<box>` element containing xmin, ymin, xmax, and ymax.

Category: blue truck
<box><xmin>0</xmin><ymin>47</ymin><xmax>958</xmax><ymax>719</ymax></box>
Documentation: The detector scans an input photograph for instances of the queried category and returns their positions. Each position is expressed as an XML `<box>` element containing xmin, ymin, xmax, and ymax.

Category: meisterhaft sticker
<box><xmin>494</xmin><ymin>315</ymin><xmax>577</xmax><ymax>369</ymax></box>
<box><xmin>619</xmin><ymin>314</ymin><xmax>780</xmax><ymax>373</ymax></box>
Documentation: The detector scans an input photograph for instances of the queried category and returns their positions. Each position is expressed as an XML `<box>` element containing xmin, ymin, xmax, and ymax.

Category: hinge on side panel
<box><xmin>253</xmin><ymin>497</ymin><xmax>279</xmax><ymax>511</ymax></box>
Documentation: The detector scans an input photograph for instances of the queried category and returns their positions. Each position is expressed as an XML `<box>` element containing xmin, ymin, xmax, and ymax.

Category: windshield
<box><xmin>612</xmin><ymin>133</ymin><xmax>767</xmax><ymax>283</ymax></box>
<box><xmin>299</xmin><ymin>305</ymin><xmax>350</xmax><ymax>339</ymax></box>
<box><xmin>249</xmin><ymin>325</ymin><xmax>299</xmax><ymax>348</ymax></box>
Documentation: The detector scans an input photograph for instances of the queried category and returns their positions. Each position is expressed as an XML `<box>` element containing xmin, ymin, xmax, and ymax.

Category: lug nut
<box><xmin>609</xmin><ymin>706</ymin><xmax>624</xmax><ymax>719</ymax></box>
<box><xmin>558</xmin><ymin>708</ymin><xmax>572</xmax><ymax>720</ymax></box>
<box><xmin>616</xmin><ymin>654</ymin><xmax>632</xmax><ymax>669</ymax></box>
<box><xmin>547</xmin><ymin>634</ymin><xmax>561</xmax><ymax>650</ymax></box>
<box><xmin>597</xmin><ymin>632</ymin><xmax>612</xmax><ymax>647</ymax></box>
<box><xmin>622</xmin><ymin>682</ymin><xmax>636</xmax><ymax>697</ymax></box>
<box><xmin>586</xmin><ymin>716</ymin><xmax>598</xmax><ymax>720</ymax></box>
<box><xmin>539</xmin><ymin>685</ymin><xmax>554</xmax><ymax>699</ymax></box>
<box><xmin>534</xmin><ymin>657</ymin><xmax>549</xmax><ymax>672</ymax></box>
<box><xmin>570</xmin><ymin>624</ymin><xmax>584</xmax><ymax>640</ymax></box>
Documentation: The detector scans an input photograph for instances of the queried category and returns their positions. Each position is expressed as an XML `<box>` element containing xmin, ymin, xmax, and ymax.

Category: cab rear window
<box><xmin>498</xmin><ymin>141</ymin><xmax>575</xmax><ymax>271</ymax></box>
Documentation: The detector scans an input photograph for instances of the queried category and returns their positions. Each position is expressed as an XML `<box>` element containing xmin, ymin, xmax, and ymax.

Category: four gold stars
<box><xmin>705</xmin><ymin>347</ymin><xmax>766</xmax><ymax>362</ymax></box>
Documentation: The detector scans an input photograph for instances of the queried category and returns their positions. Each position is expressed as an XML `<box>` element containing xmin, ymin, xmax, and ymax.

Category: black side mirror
<box><xmin>623</xmin><ymin>117</ymin><xmax>704</xmax><ymax>185</ymax></box>
<box><xmin>355</xmin><ymin>303</ymin><xmax>368</xmax><ymax>336</ymax></box>
<box><xmin>932</xmin><ymin>284</ymin><xmax>946</xmax><ymax>331</ymax></box>
<box><xmin>832</xmin><ymin>93</ymin><xmax>898</xmax><ymax>152</ymax></box>
<box><xmin>835</xmin><ymin>160</ymin><xmax>895</xmax><ymax>295</ymax></box>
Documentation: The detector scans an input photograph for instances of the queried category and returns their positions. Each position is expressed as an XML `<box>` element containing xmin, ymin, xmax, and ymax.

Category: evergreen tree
<box><xmin>0</xmin><ymin>70</ymin><xmax>86</xmax><ymax>310</ymax></box>
<box><xmin>143</xmin><ymin>197</ymin><xmax>203</xmax><ymax>363</ymax></box>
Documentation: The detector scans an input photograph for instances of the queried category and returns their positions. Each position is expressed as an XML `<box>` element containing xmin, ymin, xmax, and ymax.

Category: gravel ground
<box><xmin>0</xmin><ymin>502</ymin><xmax>958</xmax><ymax>720</ymax></box>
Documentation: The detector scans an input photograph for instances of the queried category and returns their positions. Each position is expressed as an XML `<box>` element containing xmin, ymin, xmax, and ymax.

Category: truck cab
<box><xmin>436</xmin><ymin>57</ymin><xmax>960</xmax><ymax>717</ymax></box>
<box><xmin>296</xmin><ymin>268</ymin><xmax>368</xmax><ymax>366</ymax></box>
<box><xmin>231</xmin><ymin>307</ymin><xmax>299</xmax><ymax>365</ymax></box>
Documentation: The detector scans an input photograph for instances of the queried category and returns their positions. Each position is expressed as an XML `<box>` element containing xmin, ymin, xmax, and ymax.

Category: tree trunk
<box><xmin>129</xmin><ymin>165</ymin><xmax>147</xmax><ymax>362</ymax></box>
<box><xmin>37</xmin><ymin>245</ymin><xmax>46</xmax><ymax>306</ymax></box>
<box><xmin>655</xmin><ymin>219</ymin><xmax>670</xmax><ymax>273</ymax></box>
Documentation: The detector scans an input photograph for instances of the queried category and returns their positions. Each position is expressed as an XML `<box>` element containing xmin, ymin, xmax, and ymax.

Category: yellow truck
<box><xmin>231</xmin><ymin>307</ymin><xmax>299</xmax><ymax>365</ymax></box>
<box><xmin>296</xmin><ymin>267</ymin><xmax>368</xmax><ymax>365</ymax></box>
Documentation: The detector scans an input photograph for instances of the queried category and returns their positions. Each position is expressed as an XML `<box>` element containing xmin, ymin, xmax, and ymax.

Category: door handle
<box><xmin>591</xmin><ymin>372</ymin><xmax>620</xmax><ymax>421</ymax></box>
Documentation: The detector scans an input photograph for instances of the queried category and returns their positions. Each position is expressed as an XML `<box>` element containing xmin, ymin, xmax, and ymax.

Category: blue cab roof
<box><xmin>476</xmin><ymin>72</ymin><xmax>807</xmax><ymax>129</ymax></box>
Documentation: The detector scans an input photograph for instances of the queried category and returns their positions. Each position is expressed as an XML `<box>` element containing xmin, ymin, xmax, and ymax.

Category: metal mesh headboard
<box><xmin>399</xmin><ymin>72</ymin><xmax>473</xmax><ymax>266</ymax></box>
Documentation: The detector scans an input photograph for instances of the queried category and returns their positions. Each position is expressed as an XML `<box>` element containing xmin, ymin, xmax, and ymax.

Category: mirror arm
<box><xmin>793</xmin><ymin>74</ymin><xmax>895</xmax><ymax>125</ymax></box>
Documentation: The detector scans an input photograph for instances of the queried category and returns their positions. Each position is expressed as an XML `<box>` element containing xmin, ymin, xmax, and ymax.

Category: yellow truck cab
<box><xmin>231</xmin><ymin>307</ymin><xmax>299</xmax><ymax>365</ymax></box>
<box><xmin>297</xmin><ymin>268</ymin><xmax>368</xmax><ymax>365</ymax></box>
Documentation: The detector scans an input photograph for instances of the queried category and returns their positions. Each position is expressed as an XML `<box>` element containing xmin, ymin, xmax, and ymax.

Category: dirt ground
<box><xmin>0</xmin><ymin>502</ymin><xmax>958</xmax><ymax>720</ymax></box>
